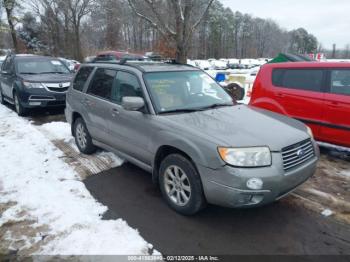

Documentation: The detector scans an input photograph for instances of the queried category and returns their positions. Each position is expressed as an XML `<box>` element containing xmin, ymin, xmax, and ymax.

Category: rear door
<box><xmin>321</xmin><ymin>69</ymin><xmax>350</xmax><ymax>147</ymax></box>
<box><xmin>84</xmin><ymin>68</ymin><xmax>117</xmax><ymax>144</ymax></box>
<box><xmin>271</xmin><ymin>68</ymin><xmax>325</xmax><ymax>137</ymax></box>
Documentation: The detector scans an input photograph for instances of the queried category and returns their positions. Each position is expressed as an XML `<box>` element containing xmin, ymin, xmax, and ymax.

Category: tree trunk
<box><xmin>5</xmin><ymin>7</ymin><xmax>18</xmax><ymax>52</ymax></box>
<box><xmin>175</xmin><ymin>44</ymin><xmax>187</xmax><ymax>64</ymax></box>
<box><xmin>74</xmin><ymin>25</ymin><xmax>83</xmax><ymax>61</ymax></box>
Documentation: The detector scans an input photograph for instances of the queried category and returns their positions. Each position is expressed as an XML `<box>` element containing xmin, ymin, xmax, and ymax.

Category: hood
<box><xmin>161</xmin><ymin>105</ymin><xmax>310</xmax><ymax>151</ymax></box>
<box><xmin>19</xmin><ymin>73</ymin><xmax>74</xmax><ymax>83</ymax></box>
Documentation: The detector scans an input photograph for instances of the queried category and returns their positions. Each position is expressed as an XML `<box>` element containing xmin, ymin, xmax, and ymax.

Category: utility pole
<box><xmin>332</xmin><ymin>44</ymin><xmax>336</xmax><ymax>59</ymax></box>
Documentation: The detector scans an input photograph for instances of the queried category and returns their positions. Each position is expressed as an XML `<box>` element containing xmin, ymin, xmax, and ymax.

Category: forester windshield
<box><xmin>144</xmin><ymin>71</ymin><xmax>234</xmax><ymax>114</ymax></box>
<box><xmin>16</xmin><ymin>59</ymin><xmax>70</xmax><ymax>74</ymax></box>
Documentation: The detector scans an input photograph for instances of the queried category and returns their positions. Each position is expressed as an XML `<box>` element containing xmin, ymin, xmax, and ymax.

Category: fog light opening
<box><xmin>29</xmin><ymin>102</ymin><xmax>42</xmax><ymax>106</ymax></box>
<box><xmin>247</xmin><ymin>178</ymin><xmax>263</xmax><ymax>190</ymax></box>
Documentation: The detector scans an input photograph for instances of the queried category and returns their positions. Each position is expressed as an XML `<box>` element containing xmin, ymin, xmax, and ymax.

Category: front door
<box><xmin>321</xmin><ymin>69</ymin><xmax>350</xmax><ymax>147</ymax></box>
<box><xmin>107</xmin><ymin>71</ymin><xmax>154</xmax><ymax>166</ymax></box>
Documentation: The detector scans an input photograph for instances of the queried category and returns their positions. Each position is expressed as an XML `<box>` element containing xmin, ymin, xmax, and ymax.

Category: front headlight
<box><xmin>218</xmin><ymin>147</ymin><xmax>271</xmax><ymax>167</ymax></box>
<box><xmin>306</xmin><ymin>126</ymin><xmax>314</xmax><ymax>139</ymax></box>
<box><xmin>22</xmin><ymin>81</ymin><xmax>45</xmax><ymax>89</ymax></box>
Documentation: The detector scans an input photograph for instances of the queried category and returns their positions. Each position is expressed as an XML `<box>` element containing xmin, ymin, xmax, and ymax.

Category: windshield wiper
<box><xmin>39</xmin><ymin>72</ymin><xmax>65</xmax><ymax>74</ymax></box>
<box><xmin>159</xmin><ymin>108</ymin><xmax>201</xmax><ymax>114</ymax></box>
<box><xmin>197</xmin><ymin>103</ymin><xmax>234</xmax><ymax>111</ymax></box>
<box><xmin>159</xmin><ymin>103</ymin><xmax>234</xmax><ymax>115</ymax></box>
<box><xmin>20</xmin><ymin>72</ymin><xmax>38</xmax><ymax>75</ymax></box>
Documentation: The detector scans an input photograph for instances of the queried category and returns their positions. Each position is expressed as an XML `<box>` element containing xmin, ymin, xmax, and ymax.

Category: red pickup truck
<box><xmin>250</xmin><ymin>62</ymin><xmax>350</xmax><ymax>148</ymax></box>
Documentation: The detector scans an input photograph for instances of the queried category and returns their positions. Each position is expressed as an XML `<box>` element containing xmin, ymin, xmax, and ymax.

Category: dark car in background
<box><xmin>0</xmin><ymin>54</ymin><xmax>74</xmax><ymax>116</ymax></box>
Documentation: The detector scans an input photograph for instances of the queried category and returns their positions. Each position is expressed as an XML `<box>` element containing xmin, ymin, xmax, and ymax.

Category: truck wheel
<box><xmin>225</xmin><ymin>83</ymin><xmax>245</xmax><ymax>101</ymax></box>
<box><xmin>73</xmin><ymin>118</ymin><xmax>96</xmax><ymax>154</ymax></box>
<box><xmin>159</xmin><ymin>154</ymin><xmax>206</xmax><ymax>215</ymax></box>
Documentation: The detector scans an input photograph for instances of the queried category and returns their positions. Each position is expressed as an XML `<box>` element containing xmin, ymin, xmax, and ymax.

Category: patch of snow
<box><xmin>40</xmin><ymin>121</ymin><xmax>72</xmax><ymax>142</ymax></box>
<box><xmin>39</xmin><ymin>121</ymin><xmax>124</xmax><ymax>170</ymax></box>
<box><xmin>339</xmin><ymin>170</ymin><xmax>350</xmax><ymax>177</ymax></box>
<box><xmin>321</xmin><ymin>209</ymin><xmax>334</xmax><ymax>217</ymax></box>
<box><xmin>0</xmin><ymin>105</ymin><xmax>151</xmax><ymax>255</ymax></box>
<box><xmin>96</xmin><ymin>150</ymin><xmax>124</xmax><ymax>168</ymax></box>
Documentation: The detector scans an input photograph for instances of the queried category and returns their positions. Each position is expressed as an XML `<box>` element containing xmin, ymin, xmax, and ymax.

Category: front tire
<box><xmin>73</xmin><ymin>118</ymin><xmax>96</xmax><ymax>154</ymax></box>
<box><xmin>159</xmin><ymin>154</ymin><xmax>206</xmax><ymax>215</ymax></box>
<box><xmin>0</xmin><ymin>86</ymin><xmax>4</xmax><ymax>105</ymax></box>
<box><xmin>13</xmin><ymin>91</ymin><xmax>27</xmax><ymax>116</ymax></box>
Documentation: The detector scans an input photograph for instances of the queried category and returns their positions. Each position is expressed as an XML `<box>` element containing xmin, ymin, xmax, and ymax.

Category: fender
<box><xmin>153</xmin><ymin>130</ymin><xmax>224</xmax><ymax>170</ymax></box>
<box><xmin>250</xmin><ymin>97</ymin><xmax>288</xmax><ymax>116</ymax></box>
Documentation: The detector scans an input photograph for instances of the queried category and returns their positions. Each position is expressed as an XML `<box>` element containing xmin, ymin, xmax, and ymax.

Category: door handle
<box><xmin>82</xmin><ymin>98</ymin><xmax>92</xmax><ymax>106</ymax></box>
<box><xmin>276</xmin><ymin>93</ymin><xmax>285</xmax><ymax>98</ymax></box>
<box><xmin>111</xmin><ymin>108</ymin><xmax>119</xmax><ymax>117</ymax></box>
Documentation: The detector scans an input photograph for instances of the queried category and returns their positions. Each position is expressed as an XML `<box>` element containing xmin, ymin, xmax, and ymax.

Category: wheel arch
<box><xmin>152</xmin><ymin>145</ymin><xmax>201</xmax><ymax>184</ymax></box>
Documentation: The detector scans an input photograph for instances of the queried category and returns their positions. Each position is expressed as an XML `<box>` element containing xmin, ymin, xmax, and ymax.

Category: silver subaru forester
<box><xmin>65</xmin><ymin>61</ymin><xmax>319</xmax><ymax>215</ymax></box>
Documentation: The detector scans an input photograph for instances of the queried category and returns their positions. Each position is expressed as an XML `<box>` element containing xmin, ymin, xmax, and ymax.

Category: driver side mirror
<box><xmin>121</xmin><ymin>96</ymin><xmax>145</xmax><ymax>111</ymax></box>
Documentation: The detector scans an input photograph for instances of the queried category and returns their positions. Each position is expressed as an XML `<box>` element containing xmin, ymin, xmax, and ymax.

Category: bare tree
<box><xmin>128</xmin><ymin>0</ymin><xmax>214</xmax><ymax>63</ymax></box>
<box><xmin>63</xmin><ymin>0</ymin><xmax>95</xmax><ymax>60</ymax></box>
<box><xmin>3</xmin><ymin>0</ymin><xmax>18</xmax><ymax>51</ymax></box>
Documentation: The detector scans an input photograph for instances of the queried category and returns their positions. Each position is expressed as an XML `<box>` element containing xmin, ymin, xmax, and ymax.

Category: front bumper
<box><xmin>198</xmin><ymin>145</ymin><xmax>319</xmax><ymax>208</ymax></box>
<box><xmin>18</xmin><ymin>88</ymin><xmax>66</xmax><ymax>108</ymax></box>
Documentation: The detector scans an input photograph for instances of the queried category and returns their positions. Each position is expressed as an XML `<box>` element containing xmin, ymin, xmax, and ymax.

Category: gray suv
<box><xmin>65</xmin><ymin>61</ymin><xmax>319</xmax><ymax>215</ymax></box>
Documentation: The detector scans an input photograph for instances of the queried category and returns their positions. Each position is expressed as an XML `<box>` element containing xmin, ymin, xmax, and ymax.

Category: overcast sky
<box><xmin>220</xmin><ymin>0</ymin><xmax>350</xmax><ymax>49</ymax></box>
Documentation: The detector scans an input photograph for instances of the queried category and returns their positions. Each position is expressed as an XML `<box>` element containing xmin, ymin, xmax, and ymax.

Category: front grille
<box><xmin>282</xmin><ymin>139</ymin><xmax>315</xmax><ymax>171</ymax></box>
<box><xmin>43</xmin><ymin>82</ymin><xmax>70</xmax><ymax>93</ymax></box>
<box><xmin>47</xmin><ymin>86</ymin><xmax>69</xmax><ymax>92</ymax></box>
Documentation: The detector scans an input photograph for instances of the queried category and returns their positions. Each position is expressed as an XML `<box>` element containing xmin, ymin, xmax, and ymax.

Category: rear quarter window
<box><xmin>272</xmin><ymin>69</ymin><xmax>324</xmax><ymax>92</ymax></box>
<box><xmin>331</xmin><ymin>69</ymin><xmax>350</xmax><ymax>96</ymax></box>
<box><xmin>73</xmin><ymin>67</ymin><xmax>94</xmax><ymax>92</ymax></box>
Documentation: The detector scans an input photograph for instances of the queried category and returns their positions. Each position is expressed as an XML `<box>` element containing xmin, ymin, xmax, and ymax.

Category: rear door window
<box><xmin>87</xmin><ymin>68</ymin><xmax>117</xmax><ymax>99</ymax></box>
<box><xmin>330</xmin><ymin>70</ymin><xmax>350</xmax><ymax>96</ymax></box>
<box><xmin>73</xmin><ymin>67</ymin><xmax>94</xmax><ymax>92</ymax></box>
<box><xmin>272</xmin><ymin>69</ymin><xmax>324</xmax><ymax>92</ymax></box>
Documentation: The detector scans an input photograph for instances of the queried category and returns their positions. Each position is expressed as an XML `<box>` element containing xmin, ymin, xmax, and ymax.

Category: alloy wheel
<box><xmin>76</xmin><ymin>123</ymin><xmax>87</xmax><ymax>149</ymax></box>
<box><xmin>164</xmin><ymin>165</ymin><xmax>192</xmax><ymax>207</ymax></box>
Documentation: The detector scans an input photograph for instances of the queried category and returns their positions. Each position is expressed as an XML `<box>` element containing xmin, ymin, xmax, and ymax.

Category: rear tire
<box><xmin>159</xmin><ymin>154</ymin><xmax>206</xmax><ymax>215</ymax></box>
<box><xmin>13</xmin><ymin>91</ymin><xmax>27</xmax><ymax>116</ymax></box>
<box><xmin>73</xmin><ymin>118</ymin><xmax>96</xmax><ymax>154</ymax></box>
